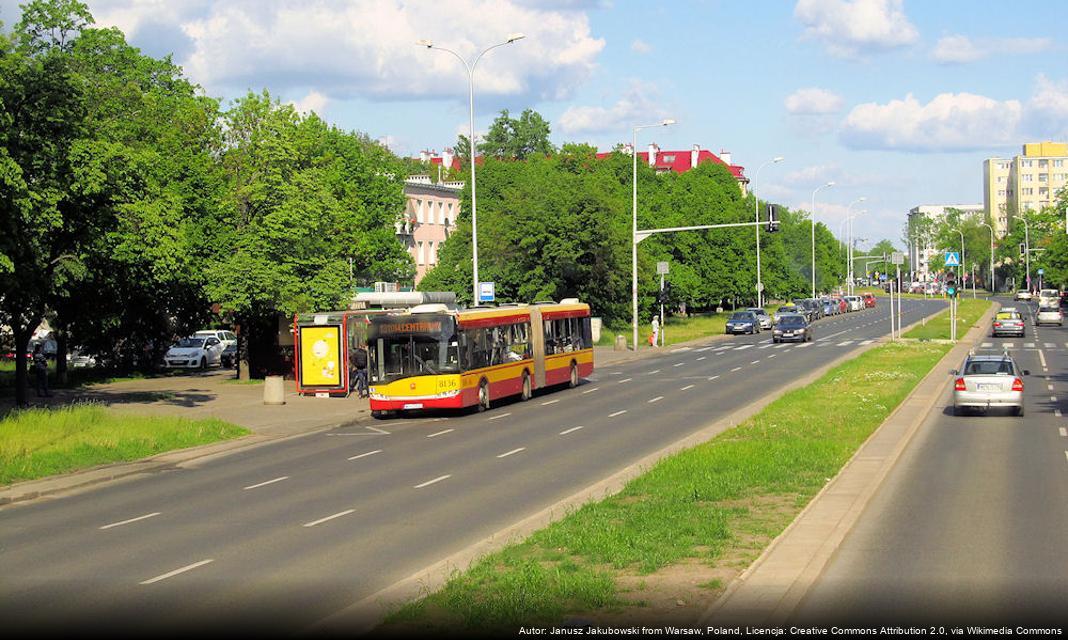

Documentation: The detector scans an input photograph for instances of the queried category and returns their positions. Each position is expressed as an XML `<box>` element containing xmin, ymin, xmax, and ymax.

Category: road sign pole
<box><xmin>659</xmin><ymin>273</ymin><xmax>665</xmax><ymax>348</ymax></box>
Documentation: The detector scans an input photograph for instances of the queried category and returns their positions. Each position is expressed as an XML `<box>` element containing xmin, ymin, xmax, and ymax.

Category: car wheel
<box><xmin>1015</xmin><ymin>405</ymin><xmax>1025</xmax><ymax>417</ymax></box>
<box><xmin>199</xmin><ymin>356</ymin><xmax>207</xmax><ymax>371</ymax></box>
<box><xmin>521</xmin><ymin>372</ymin><xmax>532</xmax><ymax>401</ymax></box>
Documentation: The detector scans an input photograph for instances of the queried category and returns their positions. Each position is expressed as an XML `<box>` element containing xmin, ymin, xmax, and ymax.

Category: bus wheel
<box><xmin>521</xmin><ymin>372</ymin><xmax>532</xmax><ymax>401</ymax></box>
<box><xmin>478</xmin><ymin>379</ymin><xmax>490</xmax><ymax>412</ymax></box>
<box><xmin>569</xmin><ymin>362</ymin><xmax>579</xmax><ymax>388</ymax></box>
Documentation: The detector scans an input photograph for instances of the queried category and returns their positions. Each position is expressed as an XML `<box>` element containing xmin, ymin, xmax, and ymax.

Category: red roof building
<box><xmin>596</xmin><ymin>143</ymin><xmax>748</xmax><ymax>194</ymax></box>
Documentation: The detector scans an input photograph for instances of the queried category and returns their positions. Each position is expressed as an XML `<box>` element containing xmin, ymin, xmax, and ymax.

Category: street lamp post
<box><xmin>979</xmin><ymin>222</ymin><xmax>994</xmax><ymax>293</ymax></box>
<box><xmin>753</xmin><ymin>156</ymin><xmax>784</xmax><ymax>307</ymax></box>
<box><xmin>810</xmin><ymin>181</ymin><xmax>835</xmax><ymax>297</ymax></box>
<box><xmin>956</xmin><ymin>228</ymin><xmax>966</xmax><ymax>292</ymax></box>
<box><xmin>418</xmin><ymin>34</ymin><xmax>525</xmax><ymax>305</ymax></box>
<box><xmin>1021</xmin><ymin>215</ymin><xmax>1031</xmax><ymax>292</ymax></box>
<box><xmin>631</xmin><ymin>119</ymin><xmax>677</xmax><ymax>352</ymax></box>
<box><xmin>848</xmin><ymin>209</ymin><xmax>868</xmax><ymax>295</ymax></box>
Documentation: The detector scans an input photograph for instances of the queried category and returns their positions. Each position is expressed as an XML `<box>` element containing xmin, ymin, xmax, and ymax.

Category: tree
<box><xmin>479</xmin><ymin>108</ymin><xmax>555</xmax><ymax>160</ymax></box>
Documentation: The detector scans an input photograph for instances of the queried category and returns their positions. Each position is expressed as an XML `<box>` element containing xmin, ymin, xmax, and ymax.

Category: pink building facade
<box><xmin>399</xmin><ymin>176</ymin><xmax>462</xmax><ymax>284</ymax></box>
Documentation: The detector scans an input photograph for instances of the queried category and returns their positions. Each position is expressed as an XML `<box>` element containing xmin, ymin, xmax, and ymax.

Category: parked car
<box><xmin>746</xmin><ymin>308</ymin><xmax>773</xmax><ymax>331</ymax></box>
<box><xmin>1014</xmin><ymin>290</ymin><xmax>1033</xmax><ymax>301</ymax></box>
<box><xmin>991</xmin><ymin>310</ymin><xmax>1026</xmax><ymax>337</ymax></box>
<box><xmin>844</xmin><ymin>295</ymin><xmax>863</xmax><ymax>311</ymax></box>
<box><xmin>195</xmin><ymin>329</ymin><xmax>238</xmax><ymax>350</ymax></box>
<box><xmin>66</xmin><ymin>349</ymin><xmax>97</xmax><ymax>369</ymax></box>
<box><xmin>775</xmin><ymin>304</ymin><xmax>800</xmax><ymax>323</ymax></box>
<box><xmin>1037</xmin><ymin>305</ymin><xmax>1063</xmax><ymax>327</ymax></box>
<box><xmin>794</xmin><ymin>298</ymin><xmax>821</xmax><ymax>321</ymax></box>
<box><xmin>822</xmin><ymin>298</ymin><xmax>838</xmax><ymax>316</ymax></box>
<box><xmin>951</xmin><ymin>353</ymin><xmax>1027</xmax><ymax>416</ymax></box>
<box><xmin>726</xmin><ymin>311</ymin><xmax>761</xmax><ymax>334</ymax></box>
<box><xmin>164</xmin><ymin>336</ymin><xmax>224</xmax><ymax>370</ymax></box>
<box><xmin>220</xmin><ymin>342</ymin><xmax>237</xmax><ymax>368</ymax></box>
<box><xmin>862</xmin><ymin>293</ymin><xmax>877</xmax><ymax>308</ymax></box>
<box><xmin>835</xmin><ymin>297</ymin><xmax>848</xmax><ymax>314</ymax></box>
<box><xmin>772</xmin><ymin>313</ymin><xmax>812</xmax><ymax>343</ymax></box>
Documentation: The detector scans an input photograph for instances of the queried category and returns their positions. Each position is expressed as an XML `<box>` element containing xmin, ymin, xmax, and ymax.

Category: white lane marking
<box><xmin>774</xmin><ymin>344</ymin><xmax>788</xmax><ymax>349</ymax></box>
<box><xmin>427</xmin><ymin>429</ymin><xmax>454</xmax><ymax>438</ymax></box>
<box><xmin>141</xmin><ymin>559</ymin><xmax>214</xmax><ymax>585</ymax></box>
<box><xmin>837</xmin><ymin>341</ymin><xmax>854</xmax><ymax>347</ymax></box>
<box><xmin>767</xmin><ymin>354</ymin><xmax>777</xmax><ymax>359</ymax></box>
<box><xmin>707</xmin><ymin>375</ymin><xmax>720</xmax><ymax>381</ymax></box>
<box><xmin>100</xmin><ymin>512</ymin><xmax>161</xmax><ymax>530</ymax></box>
<box><xmin>414</xmin><ymin>475</ymin><xmax>451</xmax><ymax>489</ymax></box>
<box><xmin>497</xmin><ymin>447</ymin><xmax>525</xmax><ymax>459</ymax></box>
<box><xmin>696</xmin><ymin>356</ymin><xmax>707</xmax><ymax>361</ymax></box>
<box><xmin>560</xmin><ymin>426</ymin><xmax>584</xmax><ymax>435</ymax></box>
<box><xmin>1056</xmin><ymin>410</ymin><xmax>1063</xmax><ymax>419</ymax></box>
<box><xmin>696</xmin><ymin>346</ymin><xmax>715</xmax><ymax>352</ymax></box>
<box><xmin>730</xmin><ymin>367</ymin><xmax>742</xmax><ymax>372</ymax></box>
<box><xmin>750</xmin><ymin>360</ymin><xmax>760</xmax><ymax>365</ymax></box>
<box><xmin>796</xmin><ymin>343</ymin><xmax>812</xmax><ymax>348</ymax></box>
<box><xmin>540</xmin><ymin>399</ymin><xmax>560</xmax><ymax>406</ymax></box>
<box><xmin>1065</xmin><ymin>451</ymin><xmax>1068</xmax><ymax>464</ymax></box>
<box><xmin>648</xmin><ymin>396</ymin><xmax>664</xmax><ymax>404</ymax></box>
<box><xmin>1049</xmin><ymin>385</ymin><xmax>1055</xmax><ymax>391</ymax></box>
<box><xmin>1025</xmin><ymin>342</ymin><xmax>1036</xmax><ymax>349</ymax></box>
<box><xmin>1005</xmin><ymin>343</ymin><xmax>1016</xmax><ymax>349</ymax></box>
<box><xmin>1059</xmin><ymin>427</ymin><xmax>1066</xmax><ymax>437</ymax></box>
<box><xmin>365</xmin><ymin>425</ymin><xmax>391</xmax><ymax>435</ymax></box>
<box><xmin>671</xmin><ymin>347</ymin><xmax>692</xmax><ymax>353</ymax></box>
<box><xmin>981</xmin><ymin>342</ymin><xmax>993</xmax><ymax>348</ymax></box>
<box><xmin>648</xmin><ymin>369</ymin><xmax>661</xmax><ymax>375</ymax></box>
<box><xmin>758</xmin><ymin>344</ymin><xmax>774</xmax><ymax>350</ymax></box>
<box><xmin>582</xmin><ymin>387</ymin><xmax>599</xmax><ymax>394</ymax></box>
<box><xmin>1052</xmin><ymin>396</ymin><xmax>1058</xmax><ymax>403</ymax></box>
<box><xmin>1039</xmin><ymin>350</ymin><xmax>1047</xmax><ymax>369</ymax></box>
<box><xmin>609</xmin><ymin>410</ymin><xmax>627</xmax><ymax>418</ymax></box>
<box><xmin>1046</xmin><ymin>343</ymin><xmax>1056</xmax><ymax>349</ymax></box>
<box><xmin>673</xmin><ymin>363</ymin><xmax>685</xmax><ymax>367</ymax></box>
<box><xmin>243</xmin><ymin>476</ymin><xmax>290</xmax><ymax>490</ymax></box>
<box><xmin>859</xmin><ymin>340</ymin><xmax>874</xmax><ymax>345</ymax></box>
<box><xmin>619</xmin><ymin>378</ymin><xmax>633</xmax><ymax>383</ymax></box>
<box><xmin>680</xmin><ymin>384</ymin><xmax>695</xmax><ymax>391</ymax></box>
<box><xmin>488</xmin><ymin>412</ymin><xmax>512</xmax><ymax>421</ymax></box>
<box><xmin>348</xmin><ymin>450</ymin><xmax>382</xmax><ymax>461</ymax></box>
<box><xmin>303</xmin><ymin>509</ymin><xmax>355</xmax><ymax>528</ymax></box>
<box><xmin>734</xmin><ymin>344</ymin><xmax>754</xmax><ymax>351</ymax></box>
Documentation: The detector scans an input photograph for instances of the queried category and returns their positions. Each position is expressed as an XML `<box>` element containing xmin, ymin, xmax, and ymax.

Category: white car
<box><xmin>1014</xmin><ymin>290</ymin><xmax>1033</xmax><ymax>301</ymax></box>
<box><xmin>1037</xmin><ymin>306</ymin><xmax>1063</xmax><ymax>326</ymax></box>
<box><xmin>165</xmin><ymin>336</ymin><xmax>224</xmax><ymax>369</ymax></box>
<box><xmin>1038</xmin><ymin>289</ymin><xmax>1059</xmax><ymax>307</ymax></box>
<box><xmin>845</xmin><ymin>295</ymin><xmax>864</xmax><ymax>311</ymax></box>
<box><xmin>195</xmin><ymin>329</ymin><xmax>237</xmax><ymax>350</ymax></box>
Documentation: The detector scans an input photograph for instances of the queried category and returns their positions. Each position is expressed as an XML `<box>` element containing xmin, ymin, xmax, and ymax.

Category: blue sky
<box><xmin>3</xmin><ymin>0</ymin><xmax>1066</xmax><ymax>249</ymax></box>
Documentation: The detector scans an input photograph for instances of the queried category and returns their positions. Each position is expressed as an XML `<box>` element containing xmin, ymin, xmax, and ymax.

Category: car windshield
<box><xmin>964</xmin><ymin>359</ymin><xmax>1015</xmax><ymax>376</ymax></box>
<box><xmin>747</xmin><ymin>309</ymin><xmax>766</xmax><ymax>315</ymax></box>
<box><xmin>778</xmin><ymin>316</ymin><xmax>805</xmax><ymax>327</ymax></box>
<box><xmin>175</xmin><ymin>338</ymin><xmax>204</xmax><ymax>348</ymax></box>
<box><xmin>1040</xmin><ymin>307</ymin><xmax>1059</xmax><ymax>313</ymax></box>
<box><xmin>368</xmin><ymin>314</ymin><xmax>461</xmax><ymax>384</ymax></box>
<box><xmin>729</xmin><ymin>313</ymin><xmax>752</xmax><ymax>321</ymax></box>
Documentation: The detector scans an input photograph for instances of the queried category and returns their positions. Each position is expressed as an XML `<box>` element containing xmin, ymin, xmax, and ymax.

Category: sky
<box><xmin>2</xmin><ymin>0</ymin><xmax>1067</xmax><ymax>250</ymax></box>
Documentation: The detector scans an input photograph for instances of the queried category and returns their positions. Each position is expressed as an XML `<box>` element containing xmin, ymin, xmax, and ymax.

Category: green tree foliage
<box><xmin>479</xmin><ymin>108</ymin><xmax>556</xmax><ymax>160</ymax></box>
<box><xmin>207</xmin><ymin>91</ymin><xmax>413</xmax><ymax>376</ymax></box>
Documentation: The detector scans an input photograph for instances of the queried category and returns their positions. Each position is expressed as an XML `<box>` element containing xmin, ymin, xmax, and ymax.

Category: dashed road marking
<box><xmin>708</xmin><ymin>375</ymin><xmax>720</xmax><ymax>381</ymax></box>
<box><xmin>303</xmin><ymin>509</ymin><xmax>355</xmax><ymax>528</ymax></box>
<box><xmin>680</xmin><ymin>384</ymin><xmax>695</xmax><ymax>391</ymax></box>
<box><xmin>541</xmin><ymin>399</ymin><xmax>560</xmax><ymax>406</ymax></box>
<box><xmin>487</xmin><ymin>412</ymin><xmax>512</xmax><ymax>421</ymax></box>
<box><xmin>1059</xmin><ymin>427</ymin><xmax>1066</xmax><ymax>437</ymax></box>
<box><xmin>697</xmin><ymin>356</ymin><xmax>707</xmax><ymax>361</ymax></box>
<box><xmin>673</xmin><ymin>363</ymin><xmax>685</xmax><ymax>368</ymax></box>
<box><xmin>734</xmin><ymin>344</ymin><xmax>754</xmax><ymax>351</ymax></box>
<box><xmin>560</xmin><ymin>426</ymin><xmax>584</xmax><ymax>435</ymax></box>
<box><xmin>414</xmin><ymin>475</ymin><xmax>451</xmax><ymax>489</ymax></box>
<box><xmin>497</xmin><ymin>448</ymin><xmax>526</xmax><ymax>459</ymax></box>
<box><xmin>619</xmin><ymin>378</ymin><xmax>633</xmax><ymax>383</ymax></box>
<box><xmin>582</xmin><ymin>387</ymin><xmax>599</xmax><ymax>394</ymax></box>
<box><xmin>348</xmin><ymin>450</ymin><xmax>381</xmax><ymax>461</ymax></box>
<box><xmin>427</xmin><ymin>429</ymin><xmax>454</xmax><ymax>438</ymax></box>
<box><xmin>796</xmin><ymin>343</ymin><xmax>812</xmax><ymax>348</ymax></box>
<box><xmin>837</xmin><ymin>341</ymin><xmax>854</xmax><ymax>347</ymax></box>
<box><xmin>100</xmin><ymin>512</ymin><xmax>161</xmax><ymax>530</ymax></box>
<box><xmin>141</xmin><ymin>559</ymin><xmax>214</xmax><ymax>585</ymax></box>
<box><xmin>609</xmin><ymin>410</ymin><xmax>627</xmax><ymax>418</ymax></box>
<box><xmin>730</xmin><ymin>367</ymin><xmax>742</xmax><ymax>372</ymax></box>
<box><xmin>648</xmin><ymin>369</ymin><xmax>661</xmax><ymax>375</ymax></box>
<box><xmin>750</xmin><ymin>360</ymin><xmax>760</xmax><ymax>365</ymax></box>
<box><xmin>648</xmin><ymin>396</ymin><xmax>664</xmax><ymax>404</ymax></box>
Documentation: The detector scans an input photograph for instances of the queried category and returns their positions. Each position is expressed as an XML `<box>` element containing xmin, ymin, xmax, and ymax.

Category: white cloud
<box><xmin>289</xmin><ymin>90</ymin><xmax>329</xmax><ymax>115</ymax></box>
<box><xmin>785</xmin><ymin>87</ymin><xmax>843</xmax><ymax>114</ymax></box>
<box><xmin>933</xmin><ymin>34</ymin><xmax>1054</xmax><ymax>64</ymax></box>
<box><xmin>557</xmin><ymin>81</ymin><xmax>671</xmax><ymax>135</ymax></box>
<box><xmin>794</xmin><ymin>0</ymin><xmax>918</xmax><ymax>59</ymax></box>
<box><xmin>1028</xmin><ymin>74</ymin><xmax>1068</xmax><ymax>139</ymax></box>
<box><xmin>840</xmin><ymin>92</ymin><xmax>1023</xmax><ymax>152</ymax></box>
<box><xmin>630</xmin><ymin>38</ymin><xmax>652</xmax><ymax>54</ymax></box>
<box><xmin>88</xmin><ymin>0</ymin><xmax>605</xmax><ymax>105</ymax></box>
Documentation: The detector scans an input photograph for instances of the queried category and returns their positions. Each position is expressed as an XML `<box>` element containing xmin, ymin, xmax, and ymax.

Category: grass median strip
<box><xmin>904</xmin><ymin>298</ymin><xmax>989</xmax><ymax>341</ymax></box>
<box><xmin>381</xmin><ymin>339</ymin><xmax>955</xmax><ymax>634</ymax></box>
<box><xmin>0</xmin><ymin>403</ymin><xmax>248</xmax><ymax>486</ymax></box>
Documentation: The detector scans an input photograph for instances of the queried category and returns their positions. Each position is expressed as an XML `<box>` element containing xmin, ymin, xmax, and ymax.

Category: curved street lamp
<box><xmin>979</xmin><ymin>222</ymin><xmax>995</xmax><ymax>292</ymax></box>
<box><xmin>753</xmin><ymin>156</ymin><xmax>784</xmax><ymax>307</ymax></box>
<box><xmin>631</xmin><ymin>119</ymin><xmax>677</xmax><ymax>351</ymax></box>
<box><xmin>810</xmin><ymin>181</ymin><xmax>835</xmax><ymax>297</ymax></box>
<box><xmin>418</xmin><ymin>33</ymin><xmax>525</xmax><ymax>305</ymax></box>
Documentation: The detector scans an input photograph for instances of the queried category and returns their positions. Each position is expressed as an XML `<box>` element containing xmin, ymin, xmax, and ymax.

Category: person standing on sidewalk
<box><xmin>650</xmin><ymin>315</ymin><xmax>660</xmax><ymax>347</ymax></box>
<box><xmin>352</xmin><ymin>345</ymin><xmax>369</xmax><ymax>398</ymax></box>
<box><xmin>33</xmin><ymin>343</ymin><xmax>52</xmax><ymax>398</ymax></box>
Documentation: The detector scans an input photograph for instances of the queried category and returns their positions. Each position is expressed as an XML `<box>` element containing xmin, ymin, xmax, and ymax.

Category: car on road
<box><xmin>1014</xmin><ymin>290</ymin><xmax>1033</xmax><ymax>301</ymax></box>
<box><xmin>725</xmin><ymin>310</ymin><xmax>761</xmax><ymax>334</ymax></box>
<box><xmin>1060</xmin><ymin>291</ymin><xmax>1068</xmax><ymax>308</ymax></box>
<box><xmin>1038</xmin><ymin>288</ymin><xmax>1060</xmax><ymax>307</ymax></box>
<box><xmin>774</xmin><ymin>304</ymin><xmax>800</xmax><ymax>323</ymax></box>
<box><xmin>164</xmin><ymin>336</ymin><xmax>224</xmax><ymax>370</ymax></box>
<box><xmin>991</xmin><ymin>310</ymin><xmax>1026</xmax><ymax>337</ymax></box>
<box><xmin>794</xmin><ymin>298</ymin><xmax>821</xmax><ymax>321</ymax></box>
<box><xmin>951</xmin><ymin>352</ymin><xmax>1028</xmax><ymax>416</ymax></box>
<box><xmin>862</xmin><ymin>293</ymin><xmax>877</xmax><ymax>308</ymax></box>
<box><xmin>1037</xmin><ymin>305</ymin><xmax>1063</xmax><ymax>327</ymax></box>
<box><xmin>772</xmin><ymin>313</ymin><xmax>812</xmax><ymax>343</ymax></box>
<box><xmin>844</xmin><ymin>295</ymin><xmax>863</xmax><ymax>312</ymax></box>
<box><xmin>822</xmin><ymin>298</ymin><xmax>838</xmax><ymax>316</ymax></box>
<box><xmin>746</xmin><ymin>308</ymin><xmax>773</xmax><ymax>330</ymax></box>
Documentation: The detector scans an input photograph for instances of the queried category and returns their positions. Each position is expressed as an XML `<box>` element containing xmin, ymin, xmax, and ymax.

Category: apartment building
<box><xmin>398</xmin><ymin>175</ymin><xmax>462</xmax><ymax>284</ymax></box>
<box><xmin>907</xmin><ymin>204</ymin><xmax>984</xmax><ymax>282</ymax></box>
<box><xmin>596</xmin><ymin>143</ymin><xmax>749</xmax><ymax>195</ymax></box>
<box><xmin>984</xmin><ymin>141</ymin><xmax>1068</xmax><ymax>237</ymax></box>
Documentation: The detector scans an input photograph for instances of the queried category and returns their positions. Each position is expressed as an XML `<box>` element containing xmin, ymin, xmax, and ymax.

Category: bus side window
<box><xmin>581</xmin><ymin>317</ymin><xmax>592</xmax><ymax>349</ymax></box>
<box><xmin>472</xmin><ymin>328</ymin><xmax>490</xmax><ymax>369</ymax></box>
<box><xmin>544</xmin><ymin>320</ymin><xmax>555</xmax><ymax>355</ymax></box>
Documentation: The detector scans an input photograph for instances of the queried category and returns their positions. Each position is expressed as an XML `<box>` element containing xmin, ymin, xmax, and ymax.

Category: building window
<box><xmin>1022</xmin><ymin>160</ymin><xmax>1033</xmax><ymax>168</ymax></box>
<box><xmin>429</xmin><ymin>241</ymin><xmax>437</xmax><ymax>264</ymax></box>
<box><xmin>1022</xmin><ymin>188</ymin><xmax>1033</xmax><ymax>195</ymax></box>
<box><xmin>997</xmin><ymin>176</ymin><xmax>1005</xmax><ymax>183</ymax></box>
<box><xmin>1039</xmin><ymin>173</ymin><xmax>1048</xmax><ymax>182</ymax></box>
<box><xmin>415</xmin><ymin>199</ymin><xmax>423</xmax><ymax>223</ymax></box>
<box><xmin>437</xmin><ymin>201</ymin><xmax>444</xmax><ymax>224</ymax></box>
<box><xmin>417</xmin><ymin>241</ymin><xmax>424</xmax><ymax>265</ymax></box>
<box><xmin>1053</xmin><ymin>159</ymin><xmax>1063</xmax><ymax>168</ymax></box>
<box><xmin>1039</xmin><ymin>159</ymin><xmax>1049</xmax><ymax>168</ymax></box>
<box><xmin>1022</xmin><ymin>174</ymin><xmax>1033</xmax><ymax>182</ymax></box>
<box><xmin>997</xmin><ymin>190</ymin><xmax>1005</xmax><ymax>197</ymax></box>
<box><xmin>1039</xmin><ymin>187</ymin><xmax>1049</xmax><ymax>196</ymax></box>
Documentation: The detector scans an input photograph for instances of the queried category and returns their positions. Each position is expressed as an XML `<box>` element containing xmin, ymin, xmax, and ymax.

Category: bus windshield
<box><xmin>368</xmin><ymin>314</ymin><xmax>461</xmax><ymax>384</ymax></box>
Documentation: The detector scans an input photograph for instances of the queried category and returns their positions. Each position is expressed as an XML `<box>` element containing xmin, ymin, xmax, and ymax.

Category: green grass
<box><xmin>382</xmin><ymin>340</ymin><xmax>952</xmax><ymax>634</ymax></box>
<box><xmin>903</xmin><ymin>298</ymin><xmax>991</xmax><ymax>341</ymax></box>
<box><xmin>0</xmin><ymin>403</ymin><xmax>248</xmax><ymax>485</ymax></box>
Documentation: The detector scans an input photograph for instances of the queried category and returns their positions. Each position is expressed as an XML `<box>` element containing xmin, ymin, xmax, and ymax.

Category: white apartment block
<box><xmin>398</xmin><ymin>175</ymin><xmax>462</xmax><ymax>284</ymax></box>
<box><xmin>984</xmin><ymin>141</ymin><xmax>1068</xmax><ymax>238</ymax></box>
<box><xmin>907</xmin><ymin>204</ymin><xmax>983</xmax><ymax>282</ymax></box>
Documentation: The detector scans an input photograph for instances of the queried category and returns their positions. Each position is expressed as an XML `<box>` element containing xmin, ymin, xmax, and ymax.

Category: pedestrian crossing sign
<box><xmin>944</xmin><ymin>252</ymin><xmax>961</xmax><ymax>267</ymax></box>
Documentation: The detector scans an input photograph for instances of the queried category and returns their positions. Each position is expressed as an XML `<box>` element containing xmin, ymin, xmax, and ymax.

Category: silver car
<box><xmin>951</xmin><ymin>353</ymin><xmax>1028</xmax><ymax>416</ymax></box>
<box><xmin>746</xmin><ymin>307</ymin><xmax>773</xmax><ymax>330</ymax></box>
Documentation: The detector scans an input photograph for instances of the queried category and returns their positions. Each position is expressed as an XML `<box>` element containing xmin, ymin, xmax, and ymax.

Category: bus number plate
<box><xmin>403</xmin><ymin>403</ymin><xmax>424</xmax><ymax>409</ymax></box>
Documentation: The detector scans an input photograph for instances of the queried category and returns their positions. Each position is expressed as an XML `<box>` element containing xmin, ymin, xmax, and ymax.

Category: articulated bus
<box><xmin>367</xmin><ymin>299</ymin><xmax>594</xmax><ymax>416</ymax></box>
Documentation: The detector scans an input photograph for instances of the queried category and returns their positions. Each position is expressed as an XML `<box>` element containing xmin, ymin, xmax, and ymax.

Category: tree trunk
<box><xmin>237</xmin><ymin>319</ymin><xmax>250</xmax><ymax>381</ymax></box>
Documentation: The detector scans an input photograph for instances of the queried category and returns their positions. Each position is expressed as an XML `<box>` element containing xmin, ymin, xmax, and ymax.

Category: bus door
<box><xmin>529</xmin><ymin>307</ymin><xmax>546</xmax><ymax>389</ymax></box>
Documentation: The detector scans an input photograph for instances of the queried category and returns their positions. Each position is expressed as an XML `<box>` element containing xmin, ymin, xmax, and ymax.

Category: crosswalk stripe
<box><xmin>1045</xmin><ymin>343</ymin><xmax>1056</xmax><ymax>348</ymax></box>
<box><xmin>859</xmin><ymin>339</ymin><xmax>874</xmax><ymax>345</ymax></box>
<box><xmin>981</xmin><ymin>342</ymin><xmax>993</xmax><ymax>348</ymax></box>
<box><xmin>734</xmin><ymin>344</ymin><xmax>754</xmax><ymax>351</ymax></box>
<box><xmin>837</xmin><ymin>341</ymin><xmax>854</xmax><ymax>346</ymax></box>
<box><xmin>1004</xmin><ymin>343</ymin><xmax>1015</xmax><ymax>349</ymax></box>
<box><xmin>1025</xmin><ymin>342</ymin><xmax>1036</xmax><ymax>348</ymax></box>
<box><xmin>796</xmin><ymin>343</ymin><xmax>812</xmax><ymax>348</ymax></box>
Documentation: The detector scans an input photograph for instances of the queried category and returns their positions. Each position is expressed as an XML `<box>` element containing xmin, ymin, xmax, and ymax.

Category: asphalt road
<box><xmin>0</xmin><ymin>298</ymin><xmax>947</xmax><ymax>634</ymax></box>
<box><xmin>793</xmin><ymin>297</ymin><xmax>1068</xmax><ymax>627</ymax></box>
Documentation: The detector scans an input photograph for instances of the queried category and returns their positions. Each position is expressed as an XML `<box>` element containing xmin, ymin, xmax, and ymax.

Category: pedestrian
<box><xmin>352</xmin><ymin>345</ymin><xmax>369</xmax><ymax>399</ymax></box>
<box><xmin>651</xmin><ymin>315</ymin><xmax>660</xmax><ymax>347</ymax></box>
<box><xmin>33</xmin><ymin>343</ymin><xmax>51</xmax><ymax>398</ymax></box>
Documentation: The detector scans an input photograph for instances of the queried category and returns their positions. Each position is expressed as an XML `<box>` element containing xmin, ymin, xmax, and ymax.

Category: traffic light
<box><xmin>656</xmin><ymin>283</ymin><xmax>672</xmax><ymax>305</ymax></box>
<box><xmin>945</xmin><ymin>271</ymin><xmax>957</xmax><ymax>297</ymax></box>
<box><xmin>766</xmin><ymin>204</ymin><xmax>780</xmax><ymax>232</ymax></box>
<box><xmin>1020</xmin><ymin>242</ymin><xmax>1026</xmax><ymax>257</ymax></box>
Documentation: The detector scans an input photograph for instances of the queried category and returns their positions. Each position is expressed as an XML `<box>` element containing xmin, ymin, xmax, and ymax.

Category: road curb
<box><xmin>307</xmin><ymin>301</ymin><xmax>945</xmax><ymax>635</ymax></box>
<box><xmin>700</xmin><ymin>299</ymin><xmax>998</xmax><ymax>625</ymax></box>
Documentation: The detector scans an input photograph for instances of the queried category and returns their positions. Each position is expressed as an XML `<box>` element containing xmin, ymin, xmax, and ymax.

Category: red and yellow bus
<box><xmin>367</xmin><ymin>299</ymin><xmax>594</xmax><ymax>416</ymax></box>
